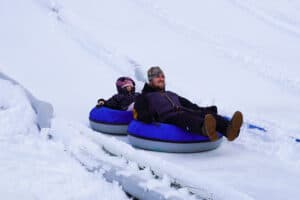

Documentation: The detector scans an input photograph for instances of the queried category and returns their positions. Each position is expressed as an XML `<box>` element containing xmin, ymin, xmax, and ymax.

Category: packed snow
<box><xmin>1</xmin><ymin>0</ymin><xmax>300</xmax><ymax>199</ymax></box>
<box><xmin>0</xmin><ymin>79</ymin><xmax>129</xmax><ymax>200</ymax></box>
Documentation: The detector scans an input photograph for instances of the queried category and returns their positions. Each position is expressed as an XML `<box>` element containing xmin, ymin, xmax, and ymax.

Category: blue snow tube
<box><xmin>89</xmin><ymin>107</ymin><xmax>133</xmax><ymax>135</ymax></box>
<box><xmin>127</xmin><ymin>120</ymin><xmax>223</xmax><ymax>153</ymax></box>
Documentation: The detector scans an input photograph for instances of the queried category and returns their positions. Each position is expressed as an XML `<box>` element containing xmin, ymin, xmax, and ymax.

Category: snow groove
<box><xmin>49</xmin><ymin>119</ymin><xmax>200</xmax><ymax>200</ymax></box>
<box><xmin>37</xmin><ymin>0</ymin><xmax>143</xmax><ymax>80</ymax></box>
<box><xmin>78</xmin><ymin>125</ymin><xmax>255</xmax><ymax>200</ymax></box>
<box><xmin>130</xmin><ymin>0</ymin><xmax>300</xmax><ymax>93</ymax></box>
<box><xmin>227</xmin><ymin>0</ymin><xmax>300</xmax><ymax>39</ymax></box>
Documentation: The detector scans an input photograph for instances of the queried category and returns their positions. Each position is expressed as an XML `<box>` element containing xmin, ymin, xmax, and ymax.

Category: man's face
<box><xmin>150</xmin><ymin>73</ymin><xmax>165</xmax><ymax>90</ymax></box>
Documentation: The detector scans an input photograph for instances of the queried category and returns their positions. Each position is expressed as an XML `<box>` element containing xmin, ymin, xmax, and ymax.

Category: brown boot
<box><xmin>226</xmin><ymin>111</ymin><xmax>243</xmax><ymax>141</ymax></box>
<box><xmin>202</xmin><ymin>114</ymin><xmax>218</xmax><ymax>141</ymax></box>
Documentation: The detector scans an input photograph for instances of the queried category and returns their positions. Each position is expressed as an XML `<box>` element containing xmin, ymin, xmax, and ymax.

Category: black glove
<box><xmin>205</xmin><ymin>105</ymin><xmax>218</xmax><ymax>114</ymax></box>
<box><xmin>96</xmin><ymin>99</ymin><xmax>105</xmax><ymax>108</ymax></box>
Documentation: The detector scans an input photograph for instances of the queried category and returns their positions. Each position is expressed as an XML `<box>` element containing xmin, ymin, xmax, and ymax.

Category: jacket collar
<box><xmin>142</xmin><ymin>83</ymin><xmax>165</xmax><ymax>94</ymax></box>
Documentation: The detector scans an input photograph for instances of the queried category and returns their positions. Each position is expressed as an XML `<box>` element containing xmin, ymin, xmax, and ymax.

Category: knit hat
<box><xmin>147</xmin><ymin>66</ymin><xmax>164</xmax><ymax>81</ymax></box>
<box><xmin>116</xmin><ymin>77</ymin><xmax>135</xmax><ymax>93</ymax></box>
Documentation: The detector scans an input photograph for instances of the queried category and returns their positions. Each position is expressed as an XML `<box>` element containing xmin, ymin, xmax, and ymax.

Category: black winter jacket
<box><xmin>134</xmin><ymin>83</ymin><xmax>217</xmax><ymax>123</ymax></box>
<box><xmin>98</xmin><ymin>91</ymin><xmax>139</xmax><ymax>110</ymax></box>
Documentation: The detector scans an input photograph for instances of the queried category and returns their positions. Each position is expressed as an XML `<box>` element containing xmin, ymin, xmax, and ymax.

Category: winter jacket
<box><xmin>134</xmin><ymin>83</ymin><xmax>217</xmax><ymax>123</ymax></box>
<box><xmin>98</xmin><ymin>91</ymin><xmax>140</xmax><ymax>111</ymax></box>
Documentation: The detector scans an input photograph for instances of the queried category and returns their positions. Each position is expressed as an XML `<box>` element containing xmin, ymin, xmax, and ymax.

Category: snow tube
<box><xmin>127</xmin><ymin>120</ymin><xmax>223</xmax><ymax>153</ymax></box>
<box><xmin>89</xmin><ymin>107</ymin><xmax>133</xmax><ymax>135</ymax></box>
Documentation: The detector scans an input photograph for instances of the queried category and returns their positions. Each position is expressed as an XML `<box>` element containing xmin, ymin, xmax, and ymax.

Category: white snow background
<box><xmin>1</xmin><ymin>0</ymin><xmax>300</xmax><ymax>199</ymax></box>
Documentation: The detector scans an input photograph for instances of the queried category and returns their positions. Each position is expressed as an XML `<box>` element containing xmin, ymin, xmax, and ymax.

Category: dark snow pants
<box><xmin>163</xmin><ymin>109</ymin><xmax>230</xmax><ymax>137</ymax></box>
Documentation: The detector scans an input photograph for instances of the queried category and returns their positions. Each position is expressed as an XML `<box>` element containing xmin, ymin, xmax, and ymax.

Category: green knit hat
<box><xmin>147</xmin><ymin>66</ymin><xmax>164</xmax><ymax>81</ymax></box>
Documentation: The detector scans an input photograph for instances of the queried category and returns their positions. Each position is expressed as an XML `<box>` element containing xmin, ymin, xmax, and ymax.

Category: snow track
<box><xmin>227</xmin><ymin>0</ymin><xmax>300</xmax><ymax>39</ymax></box>
<box><xmin>41</xmin><ymin>0</ymin><xmax>300</xmax><ymax>95</ymax></box>
<box><xmin>48</xmin><ymin>115</ymin><xmax>300</xmax><ymax>200</ymax></box>
<box><xmin>93</xmin><ymin>126</ymin><xmax>300</xmax><ymax>200</ymax></box>
<box><xmin>1</xmin><ymin>0</ymin><xmax>300</xmax><ymax>199</ymax></box>
<box><xmin>130</xmin><ymin>0</ymin><xmax>300</xmax><ymax>93</ymax></box>
<box><xmin>49</xmin><ymin>119</ymin><xmax>202</xmax><ymax>200</ymax></box>
<box><xmin>38</xmin><ymin>0</ymin><xmax>140</xmax><ymax>76</ymax></box>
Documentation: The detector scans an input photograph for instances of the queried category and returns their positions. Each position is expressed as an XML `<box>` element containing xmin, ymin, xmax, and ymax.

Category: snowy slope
<box><xmin>1</xmin><ymin>0</ymin><xmax>300</xmax><ymax>199</ymax></box>
<box><xmin>1</xmin><ymin>0</ymin><xmax>300</xmax><ymax>127</ymax></box>
<box><xmin>0</xmin><ymin>78</ymin><xmax>128</xmax><ymax>200</ymax></box>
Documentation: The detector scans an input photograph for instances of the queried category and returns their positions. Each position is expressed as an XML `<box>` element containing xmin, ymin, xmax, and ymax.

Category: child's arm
<box><xmin>103</xmin><ymin>95</ymin><xmax>122</xmax><ymax>110</ymax></box>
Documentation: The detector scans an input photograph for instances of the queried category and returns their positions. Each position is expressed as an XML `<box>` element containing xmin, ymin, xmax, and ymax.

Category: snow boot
<box><xmin>202</xmin><ymin>114</ymin><xmax>218</xmax><ymax>141</ymax></box>
<box><xmin>226</xmin><ymin>111</ymin><xmax>243</xmax><ymax>141</ymax></box>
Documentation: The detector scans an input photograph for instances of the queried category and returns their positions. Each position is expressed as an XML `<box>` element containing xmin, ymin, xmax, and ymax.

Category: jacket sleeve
<box><xmin>178</xmin><ymin>96</ymin><xmax>218</xmax><ymax>114</ymax></box>
<box><xmin>104</xmin><ymin>95</ymin><xmax>122</xmax><ymax>110</ymax></box>
<box><xmin>134</xmin><ymin>94</ymin><xmax>153</xmax><ymax>123</ymax></box>
<box><xmin>178</xmin><ymin>96</ymin><xmax>201</xmax><ymax>110</ymax></box>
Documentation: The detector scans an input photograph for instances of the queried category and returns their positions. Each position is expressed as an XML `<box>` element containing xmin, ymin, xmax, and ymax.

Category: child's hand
<box><xmin>96</xmin><ymin>99</ymin><xmax>105</xmax><ymax>108</ymax></box>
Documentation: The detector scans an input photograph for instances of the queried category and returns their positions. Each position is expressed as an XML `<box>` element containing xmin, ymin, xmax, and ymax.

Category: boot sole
<box><xmin>204</xmin><ymin>114</ymin><xmax>218</xmax><ymax>142</ymax></box>
<box><xmin>227</xmin><ymin>111</ymin><xmax>243</xmax><ymax>141</ymax></box>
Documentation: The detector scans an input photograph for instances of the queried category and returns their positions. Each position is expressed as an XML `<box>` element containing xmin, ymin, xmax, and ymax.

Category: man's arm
<box><xmin>178</xmin><ymin>95</ymin><xmax>218</xmax><ymax>114</ymax></box>
<box><xmin>178</xmin><ymin>96</ymin><xmax>201</xmax><ymax>110</ymax></box>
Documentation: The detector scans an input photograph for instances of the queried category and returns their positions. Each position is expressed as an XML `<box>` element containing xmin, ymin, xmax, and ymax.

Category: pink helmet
<box><xmin>116</xmin><ymin>77</ymin><xmax>135</xmax><ymax>94</ymax></box>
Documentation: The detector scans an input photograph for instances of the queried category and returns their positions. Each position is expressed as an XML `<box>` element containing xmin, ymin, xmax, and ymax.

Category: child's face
<box><xmin>126</xmin><ymin>86</ymin><xmax>133</xmax><ymax>92</ymax></box>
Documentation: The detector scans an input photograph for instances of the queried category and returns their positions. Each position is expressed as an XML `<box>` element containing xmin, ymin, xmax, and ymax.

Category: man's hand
<box><xmin>206</xmin><ymin>106</ymin><xmax>218</xmax><ymax>114</ymax></box>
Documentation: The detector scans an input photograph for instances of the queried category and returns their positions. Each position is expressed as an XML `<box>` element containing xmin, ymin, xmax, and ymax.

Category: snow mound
<box><xmin>0</xmin><ymin>79</ymin><xmax>38</xmax><ymax>137</ymax></box>
<box><xmin>0</xmin><ymin>78</ymin><xmax>128</xmax><ymax>200</ymax></box>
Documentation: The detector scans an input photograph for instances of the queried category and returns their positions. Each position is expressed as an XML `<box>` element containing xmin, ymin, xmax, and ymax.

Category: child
<box><xmin>96</xmin><ymin>77</ymin><xmax>139</xmax><ymax>111</ymax></box>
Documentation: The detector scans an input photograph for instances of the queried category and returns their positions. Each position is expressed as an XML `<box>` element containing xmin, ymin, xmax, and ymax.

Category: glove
<box><xmin>96</xmin><ymin>99</ymin><xmax>105</xmax><ymax>108</ymax></box>
<box><xmin>206</xmin><ymin>106</ymin><xmax>218</xmax><ymax>114</ymax></box>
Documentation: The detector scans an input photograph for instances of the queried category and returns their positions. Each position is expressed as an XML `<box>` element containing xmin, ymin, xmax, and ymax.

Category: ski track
<box><xmin>39</xmin><ymin>0</ymin><xmax>300</xmax><ymax>194</ymax></box>
<box><xmin>37</xmin><ymin>0</ymin><xmax>142</xmax><ymax>80</ymax></box>
<box><xmin>81</xmin><ymin>120</ymin><xmax>300</xmax><ymax>200</ymax></box>
<box><xmin>49</xmin><ymin>118</ymin><xmax>201</xmax><ymax>200</ymax></box>
<box><xmin>36</xmin><ymin>0</ymin><xmax>182</xmax><ymax>92</ymax></box>
<box><xmin>227</xmin><ymin>0</ymin><xmax>300</xmax><ymax>39</ymax></box>
<box><xmin>69</xmin><ymin>121</ymin><xmax>255</xmax><ymax>200</ymax></box>
<box><xmin>3</xmin><ymin>1</ymin><xmax>300</xmax><ymax>199</ymax></box>
<box><xmin>129</xmin><ymin>0</ymin><xmax>300</xmax><ymax>94</ymax></box>
<box><xmin>38</xmin><ymin>0</ymin><xmax>300</xmax><ymax>94</ymax></box>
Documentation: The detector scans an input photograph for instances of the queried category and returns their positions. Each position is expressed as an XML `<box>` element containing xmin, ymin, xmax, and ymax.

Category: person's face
<box><xmin>150</xmin><ymin>73</ymin><xmax>165</xmax><ymax>90</ymax></box>
<box><xmin>126</xmin><ymin>86</ymin><xmax>133</xmax><ymax>92</ymax></box>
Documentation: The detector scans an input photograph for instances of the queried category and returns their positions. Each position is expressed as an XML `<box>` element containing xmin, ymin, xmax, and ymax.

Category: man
<box><xmin>133</xmin><ymin>66</ymin><xmax>243</xmax><ymax>141</ymax></box>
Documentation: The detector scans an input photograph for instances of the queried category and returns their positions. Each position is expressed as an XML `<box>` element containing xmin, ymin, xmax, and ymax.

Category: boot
<box><xmin>202</xmin><ymin>114</ymin><xmax>218</xmax><ymax>141</ymax></box>
<box><xmin>226</xmin><ymin>111</ymin><xmax>243</xmax><ymax>141</ymax></box>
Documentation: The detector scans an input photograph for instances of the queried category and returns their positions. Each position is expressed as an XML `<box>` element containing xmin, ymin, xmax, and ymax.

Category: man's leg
<box><xmin>190</xmin><ymin>110</ymin><xmax>243</xmax><ymax>141</ymax></box>
<box><xmin>188</xmin><ymin>110</ymin><xmax>228</xmax><ymax>135</ymax></box>
<box><xmin>164</xmin><ymin>112</ymin><xmax>203</xmax><ymax>133</ymax></box>
<box><xmin>164</xmin><ymin>112</ymin><xmax>218</xmax><ymax>141</ymax></box>
<box><xmin>225</xmin><ymin>111</ymin><xmax>243</xmax><ymax>141</ymax></box>
<box><xmin>211</xmin><ymin>114</ymin><xmax>229</xmax><ymax>136</ymax></box>
<box><xmin>210</xmin><ymin>111</ymin><xmax>243</xmax><ymax>141</ymax></box>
